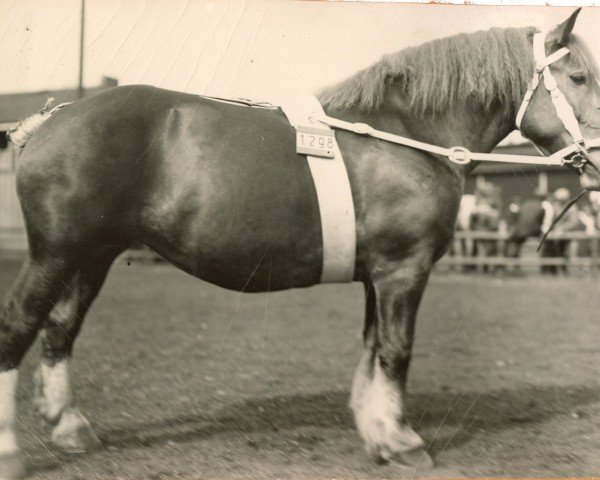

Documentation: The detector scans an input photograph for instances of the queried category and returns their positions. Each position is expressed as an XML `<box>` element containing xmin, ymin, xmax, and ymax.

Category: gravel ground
<box><xmin>1</xmin><ymin>256</ymin><xmax>600</xmax><ymax>478</ymax></box>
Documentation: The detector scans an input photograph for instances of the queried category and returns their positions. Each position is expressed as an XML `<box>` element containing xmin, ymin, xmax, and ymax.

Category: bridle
<box><xmin>311</xmin><ymin>30</ymin><xmax>600</xmax><ymax>170</ymax></box>
<box><xmin>515</xmin><ymin>31</ymin><xmax>590</xmax><ymax>174</ymax></box>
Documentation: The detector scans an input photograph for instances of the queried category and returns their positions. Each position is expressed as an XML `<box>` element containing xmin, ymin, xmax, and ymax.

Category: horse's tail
<box><xmin>7</xmin><ymin>97</ymin><xmax>72</xmax><ymax>148</ymax></box>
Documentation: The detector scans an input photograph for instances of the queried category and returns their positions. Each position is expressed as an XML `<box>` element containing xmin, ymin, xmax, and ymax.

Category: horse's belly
<box><xmin>141</xmin><ymin>105</ymin><xmax>325</xmax><ymax>292</ymax></box>
<box><xmin>184</xmin><ymin>199</ymin><xmax>323</xmax><ymax>292</ymax></box>
<box><xmin>148</xmin><ymin>201</ymin><xmax>323</xmax><ymax>292</ymax></box>
<box><xmin>187</xmin><ymin>240</ymin><xmax>322</xmax><ymax>293</ymax></box>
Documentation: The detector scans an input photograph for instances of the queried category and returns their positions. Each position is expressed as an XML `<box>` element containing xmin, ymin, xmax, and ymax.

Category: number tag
<box><xmin>296</xmin><ymin>126</ymin><xmax>335</xmax><ymax>158</ymax></box>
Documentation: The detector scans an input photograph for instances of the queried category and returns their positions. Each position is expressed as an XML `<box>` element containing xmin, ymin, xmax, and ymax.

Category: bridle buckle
<box><xmin>563</xmin><ymin>141</ymin><xmax>588</xmax><ymax>173</ymax></box>
<box><xmin>448</xmin><ymin>146</ymin><xmax>472</xmax><ymax>165</ymax></box>
<box><xmin>535</xmin><ymin>60</ymin><xmax>546</xmax><ymax>73</ymax></box>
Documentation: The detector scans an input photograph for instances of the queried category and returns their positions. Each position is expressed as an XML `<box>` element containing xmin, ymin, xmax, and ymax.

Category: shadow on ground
<box><xmin>28</xmin><ymin>382</ymin><xmax>600</xmax><ymax>476</ymax></box>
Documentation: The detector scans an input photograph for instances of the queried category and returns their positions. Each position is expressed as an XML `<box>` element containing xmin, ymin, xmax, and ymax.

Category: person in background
<box><xmin>540</xmin><ymin>188</ymin><xmax>585</xmax><ymax>274</ymax></box>
<box><xmin>575</xmin><ymin>201</ymin><xmax>596</xmax><ymax>256</ymax></box>
<box><xmin>505</xmin><ymin>188</ymin><xmax>550</xmax><ymax>261</ymax></box>
<box><xmin>448</xmin><ymin>194</ymin><xmax>478</xmax><ymax>271</ymax></box>
<box><xmin>588</xmin><ymin>192</ymin><xmax>600</xmax><ymax>260</ymax></box>
<box><xmin>470</xmin><ymin>183</ymin><xmax>502</xmax><ymax>272</ymax></box>
<box><xmin>589</xmin><ymin>191</ymin><xmax>600</xmax><ymax>229</ymax></box>
<box><xmin>578</xmin><ymin>203</ymin><xmax>596</xmax><ymax>236</ymax></box>
<box><xmin>505</xmin><ymin>195</ymin><xmax>522</xmax><ymax>233</ymax></box>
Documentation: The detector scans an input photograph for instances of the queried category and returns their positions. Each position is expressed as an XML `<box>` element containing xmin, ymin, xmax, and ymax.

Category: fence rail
<box><xmin>439</xmin><ymin>230</ymin><xmax>600</xmax><ymax>271</ymax></box>
<box><xmin>3</xmin><ymin>228</ymin><xmax>600</xmax><ymax>272</ymax></box>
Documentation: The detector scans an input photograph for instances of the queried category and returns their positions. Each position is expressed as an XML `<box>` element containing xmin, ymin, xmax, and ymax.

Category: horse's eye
<box><xmin>570</xmin><ymin>74</ymin><xmax>587</xmax><ymax>85</ymax></box>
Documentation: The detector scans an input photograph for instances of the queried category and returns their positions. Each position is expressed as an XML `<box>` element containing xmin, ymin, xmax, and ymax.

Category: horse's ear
<box><xmin>551</xmin><ymin>8</ymin><xmax>582</xmax><ymax>45</ymax></box>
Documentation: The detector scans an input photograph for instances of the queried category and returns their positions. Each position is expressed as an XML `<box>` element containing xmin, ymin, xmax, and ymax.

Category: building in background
<box><xmin>0</xmin><ymin>77</ymin><xmax>117</xmax><ymax>251</ymax></box>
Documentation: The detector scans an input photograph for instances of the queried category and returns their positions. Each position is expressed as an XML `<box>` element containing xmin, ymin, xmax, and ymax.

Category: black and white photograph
<box><xmin>2</xmin><ymin>0</ymin><xmax>600</xmax><ymax>478</ymax></box>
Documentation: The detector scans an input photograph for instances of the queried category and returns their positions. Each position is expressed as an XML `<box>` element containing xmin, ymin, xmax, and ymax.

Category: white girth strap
<box><xmin>280</xmin><ymin>95</ymin><xmax>356</xmax><ymax>283</ymax></box>
<box><xmin>515</xmin><ymin>32</ymin><xmax>584</xmax><ymax>145</ymax></box>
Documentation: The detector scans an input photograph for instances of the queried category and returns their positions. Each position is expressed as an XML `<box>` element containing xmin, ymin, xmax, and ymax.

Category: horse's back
<box><xmin>17</xmin><ymin>86</ymin><xmax>324</xmax><ymax>291</ymax></box>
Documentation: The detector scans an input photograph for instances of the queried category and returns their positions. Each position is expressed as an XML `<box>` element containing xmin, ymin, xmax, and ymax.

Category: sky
<box><xmin>2</xmin><ymin>1</ymin><xmax>600</xmax><ymax>101</ymax></box>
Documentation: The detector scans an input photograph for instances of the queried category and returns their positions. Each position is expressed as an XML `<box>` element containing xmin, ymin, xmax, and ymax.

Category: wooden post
<box><xmin>78</xmin><ymin>0</ymin><xmax>85</xmax><ymax>99</ymax></box>
<box><xmin>591</xmin><ymin>235</ymin><xmax>599</xmax><ymax>274</ymax></box>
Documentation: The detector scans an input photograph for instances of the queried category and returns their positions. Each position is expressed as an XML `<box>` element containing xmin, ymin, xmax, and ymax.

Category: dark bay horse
<box><xmin>2</xmin><ymin>9</ymin><xmax>600</xmax><ymax>478</ymax></box>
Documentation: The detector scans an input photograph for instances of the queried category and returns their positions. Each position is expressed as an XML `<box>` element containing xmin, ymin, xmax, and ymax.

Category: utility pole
<box><xmin>78</xmin><ymin>0</ymin><xmax>85</xmax><ymax>99</ymax></box>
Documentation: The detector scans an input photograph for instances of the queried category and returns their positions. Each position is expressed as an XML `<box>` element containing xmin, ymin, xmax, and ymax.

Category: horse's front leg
<box><xmin>351</xmin><ymin>258</ymin><xmax>433</xmax><ymax>468</ymax></box>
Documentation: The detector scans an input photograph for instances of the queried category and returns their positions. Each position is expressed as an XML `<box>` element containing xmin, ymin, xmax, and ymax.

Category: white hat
<box><xmin>553</xmin><ymin>188</ymin><xmax>570</xmax><ymax>202</ymax></box>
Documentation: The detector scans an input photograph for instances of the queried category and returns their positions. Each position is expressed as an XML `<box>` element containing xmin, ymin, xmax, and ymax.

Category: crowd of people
<box><xmin>455</xmin><ymin>183</ymin><xmax>600</xmax><ymax>273</ymax></box>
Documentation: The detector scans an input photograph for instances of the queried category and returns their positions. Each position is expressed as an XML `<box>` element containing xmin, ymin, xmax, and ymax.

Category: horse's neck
<box><xmin>324</xmin><ymin>99</ymin><xmax>516</xmax><ymax>173</ymax></box>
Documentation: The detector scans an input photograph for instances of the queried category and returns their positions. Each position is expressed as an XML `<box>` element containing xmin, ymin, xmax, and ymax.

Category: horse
<box><xmin>2</xmin><ymin>8</ymin><xmax>600</xmax><ymax>479</ymax></box>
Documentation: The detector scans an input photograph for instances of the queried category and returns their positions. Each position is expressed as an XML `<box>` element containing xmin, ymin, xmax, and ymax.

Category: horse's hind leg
<box><xmin>351</xmin><ymin>259</ymin><xmax>434</xmax><ymax>468</ymax></box>
<box><xmin>33</xmin><ymin>250</ymin><xmax>119</xmax><ymax>453</ymax></box>
<box><xmin>0</xmin><ymin>256</ymin><xmax>75</xmax><ymax>479</ymax></box>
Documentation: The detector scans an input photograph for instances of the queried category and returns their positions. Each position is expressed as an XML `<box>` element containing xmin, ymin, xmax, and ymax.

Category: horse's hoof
<box><xmin>0</xmin><ymin>452</ymin><xmax>27</xmax><ymax>480</ymax></box>
<box><xmin>51</xmin><ymin>410</ymin><xmax>102</xmax><ymax>453</ymax></box>
<box><xmin>391</xmin><ymin>446</ymin><xmax>434</xmax><ymax>469</ymax></box>
<box><xmin>52</xmin><ymin>423</ymin><xmax>102</xmax><ymax>453</ymax></box>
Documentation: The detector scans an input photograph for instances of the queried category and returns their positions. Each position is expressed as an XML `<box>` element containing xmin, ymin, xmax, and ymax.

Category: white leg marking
<box><xmin>37</xmin><ymin>359</ymin><xmax>100</xmax><ymax>452</ymax></box>
<box><xmin>0</xmin><ymin>370</ymin><xmax>18</xmax><ymax>455</ymax></box>
<box><xmin>350</xmin><ymin>353</ymin><xmax>423</xmax><ymax>460</ymax></box>
<box><xmin>38</xmin><ymin>359</ymin><xmax>72</xmax><ymax>423</ymax></box>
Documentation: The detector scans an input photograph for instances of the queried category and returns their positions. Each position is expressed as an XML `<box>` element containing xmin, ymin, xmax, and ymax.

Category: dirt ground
<box><xmin>1</xmin><ymin>256</ymin><xmax>600</xmax><ymax>479</ymax></box>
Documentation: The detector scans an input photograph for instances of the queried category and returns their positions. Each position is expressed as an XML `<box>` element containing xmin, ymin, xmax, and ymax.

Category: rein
<box><xmin>537</xmin><ymin>188</ymin><xmax>589</xmax><ymax>251</ymax></box>
<box><xmin>312</xmin><ymin>32</ymin><xmax>599</xmax><ymax>170</ymax></box>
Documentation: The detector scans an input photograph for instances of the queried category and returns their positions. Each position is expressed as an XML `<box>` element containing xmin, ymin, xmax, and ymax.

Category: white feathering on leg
<box><xmin>0</xmin><ymin>370</ymin><xmax>18</xmax><ymax>455</ymax></box>
<box><xmin>350</xmin><ymin>353</ymin><xmax>424</xmax><ymax>461</ymax></box>
<box><xmin>39</xmin><ymin>359</ymin><xmax>72</xmax><ymax>423</ymax></box>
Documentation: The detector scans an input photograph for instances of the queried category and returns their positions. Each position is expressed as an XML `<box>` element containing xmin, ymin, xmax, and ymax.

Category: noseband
<box><xmin>516</xmin><ymin>31</ymin><xmax>590</xmax><ymax>173</ymax></box>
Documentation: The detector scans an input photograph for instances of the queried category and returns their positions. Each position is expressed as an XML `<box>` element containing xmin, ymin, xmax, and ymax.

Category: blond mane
<box><xmin>318</xmin><ymin>27</ymin><xmax>599</xmax><ymax>117</ymax></box>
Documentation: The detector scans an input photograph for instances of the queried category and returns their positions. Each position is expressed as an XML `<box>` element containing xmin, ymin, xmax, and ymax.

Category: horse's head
<box><xmin>519</xmin><ymin>8</ymin><xmax>600</xmax><ymax>190</ymax></box>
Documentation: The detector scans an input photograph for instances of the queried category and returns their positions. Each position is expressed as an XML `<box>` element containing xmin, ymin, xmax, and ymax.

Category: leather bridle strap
<box><xmin>515</xmin><ymin>32</ymin><xmax>585</xmax><ymax>149</ymax></box>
